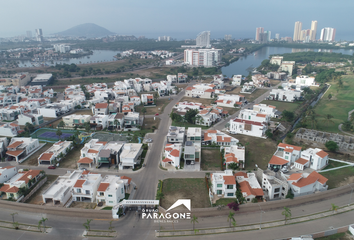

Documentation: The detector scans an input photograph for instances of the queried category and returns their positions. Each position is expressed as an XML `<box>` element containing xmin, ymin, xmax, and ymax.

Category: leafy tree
<box><xmin>322</xmin><ymin>114</ymin><xmax>334</xmax><ymax>127</ymax></box>
<box><xmin>170</xmin><ymin>112</ymin><xmax>183</xmax><ymax>122</ymax></box>
<box><xmin>56</xmin><ymin>129</ymin><xmax>62</xmax><ymax>140</ymax></box>
<box><xmin>156</xmin><ymin>192</ymin><xmax>164</xmax><ymax>200</ymax></box>
<box><xmin>265</xmin><ymin>129</ymin><xmax>273</xmax><ymax>139</ymax></box>
<box><xmin>227</xmin><ymin>211</ymin><xmax>235</xmax><ymax>227</ymax></box>
<box><xmin>285</xmin><ymin>189</ymin><xmax>294</xmax><ymax>199</ymax></box>
<box><xmin>83</xmin><ymin>219</ymin><xmax>93</xmax><ymax>231</ymax></box>
<box><xmin>191</xmin><ymin>215</ymin><xmax>198</xmax><ymax>230</ymax></box>
<box><xmin>331</xmin><ymin>203</ymin><xmax>338</xmax><ymax>214</ymax></box>
<box><xmin>282</xmin><ymin>110</ymin><xmax>295</xmax><ymax>122</ymax></box>
<box><xmin>327</xmin><ymin>93</ymin><xmax>332</xmax><ymax>100</ymax></box>
<box><xmin>342</xmin><ymin>120</ymin><xmax>352</xmax><ymax>131</ymax></box>
<box><xmin>232</xmin><ymin>220</ymin><xmax>237</xmax><ymax>232</ymax></box>
<box><xmin>228</xmin><ymin>162</ymin><xmax>239</xmax><ymax>171</ymax></box>
<box><xmin>281</xmin><ymin>207</ymin><xmax>291</xmax><ymax>225</ymax></box>
<box><xmin>58</xmin><ymin>121</ymin><xmax>65</xmax><ymax>128</ymax></box>
<box><xmin>84</xmin><ymin>122</ymin><xmax>91</xmax><ymax>132</ymax></box>
<box><xmin>141</xmin><ymin>107</ymin><xmax>147</xmax><ymax>118</ymax></box>
<box><xmin>184</xmin><ymin>109</ymin><xmax>199</xmax><ymax>124</ymax></box>
<box><xmin>227</xmin><ymin>201</ymin><xmax>240</xmax><ymax>212</ymax></box>
<box><xmin>251</xmin><ymin>198</ymin><xmax>258</xmax><ymax>203</ymax></box>
<box><xmin>325</xmin><ymin>141</ymin><xmax>338</xmax><ymax>152</ymax></box>
<box><xmin>24</xmin><ymin>122</ymin><xmax>35</xmax><ymax>133</ymax></box>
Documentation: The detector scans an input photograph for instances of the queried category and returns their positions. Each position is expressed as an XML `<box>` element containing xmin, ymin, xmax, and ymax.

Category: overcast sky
<box><xmin>2</xmin><ymin>0</ymin><xmax>353</xmax><ymax>40</ymax></box>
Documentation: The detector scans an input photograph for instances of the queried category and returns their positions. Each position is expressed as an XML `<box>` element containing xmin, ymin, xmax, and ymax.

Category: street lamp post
<box><xmin>348</xmin><ymin>184</ymin><xmax>354</xmax><ymax>206</ymax></box>
<box><xmin>258</xmin><ymin>204</ymin><xmax>264</xmax><ymax>230</ymax></box>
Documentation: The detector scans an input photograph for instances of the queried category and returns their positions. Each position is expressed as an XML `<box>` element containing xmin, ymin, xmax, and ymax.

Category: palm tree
<box><xmin>281</xmin><ymin>207</ymin><xmax>291</xmax><ymax>225</ymax></box>
<box><xmin>83</xmin><ymin>219</ymin><xmax>93</xmax><ymax>231</ymax></box>
<box><xmin>227</xmin><ymin>211</ymin><xmax>235</xmax><ymax>228</ymax></box>
<box><xmin>305</xmin><ymin>112</ymin><xmax>319</xmax><ymax>129</ymax></box>
<box><xmin>322</xmin><ymin>114</ymin><xmax>334</xmax><ymax>127</ymax></box>
<box><xmin>10</xmin><ymin>212</ymin><xmax>18</xmax><ymax>223</ymax></box>
<box><xmin>232</xmin><ymin>220</ymin><xmax>237</xmax><ymax>232</ymax></box>
<box><xmin>191</xmin><ymin>215</ymin><xmax>198</xmax><ymax>230</ymax></box>
<box><xmin>331</xmin><ymin>203</ymin><xmax>338</xmax><ymax>214</ymax></box>
<box><xmin>40</xmin><ymin>217</ymin><xmax>48</xmax><ymax>232</ymax></box>
<box><xmin>141</xmin><ymin>107</ymin><xmax>147</xmax><ymax>118</ymax></box>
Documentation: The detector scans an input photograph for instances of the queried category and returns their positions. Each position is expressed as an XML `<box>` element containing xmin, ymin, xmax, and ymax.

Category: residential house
<box><xmin>162</xmin><ymin>143</ymin><xmax>182</xmax><ymax>168</ymax></box>
<box><xmin>107</xmin><ymin>113</ymin><xmax>124</xmax><ymax>130</ymax></box>
<box><xmin>0</xmin><ymin>108</ymin><xmax>21</xmax><ymax>121</ymax></box>
<box><xmin>185</xmin><ymin>84</ymin><xmax>215</xmax><ymax>99</ymax></box>
<box><xmin>223</xmin><ymin>145</ymin><xmax>246</xmax><ymax>169</ymax></box>
<box><xmin>119</xmin><ymin>143</ymin><xmax>143</xmax><ymax>170</ymax></box>
<box><xmin>287</xmin><ymin>171</ymin><xmax>328</xmax><ymax>197</ymax></box>
<box><xmin>167</xmin><ymin>126</ymin><xmax>185</xmax><ymax>144</ymax></box>
<box><xmin>232</xmin><ymin>75</ymin><xmax>242</xmax><ymax>86</ymax></box>
<box><xmin>268</xmin><ymin>89</ymin><xmax>301</xmax><ymax>102</ymax></box>
<box><xmin>129</xmin><ymin>96</ymin><xmax>141</xmax><ymax>106</ymax></box>
<box><xmin>211</xmin><ymin>170</ymin><xmax>237</xmax><ymax>198</ymax></box>
<box><xmin>90</xmin><ymin>115</ymin><xmax>109</xmax><ymax>130</ymax></box>
<box><xmin>6</xmin><ymin>137</ymin><xmax>40</xmax><ymax>163</ymax></box>
<box><xmin>167</xmin><ymin>75</ymin><xmax>177</xmax><ymax>84</ymax></box>
<box><xmin>240</xmin><ymin>82</ymin><xmax>256</xmax><ymax>94</ymax></box>
<box><xmin>203</xmin><ymin>130</ymin><xmax>239</xmax><ymax>146</ymax></box>
<box><xmin>183</xmin><ymin>141</ymin><xmax>201</xmax><ymax>168</ymax></box>
<box><xmin>0</xmin><ymin>122</ymin><xmax>22</xmax><ymax>137</ymax></box>
<box><xmin>37</xmin><ymin>105</ymin><xmax>61</xmax><ymax>118</ymax></box>
<box><xmin>124</xmin><ymin>112</ymin><xmax>140</xmax><ymax>131</ymax></box>
<box><xmin>17</xmin><ymin>113</ymin><xmax>44</xmax><ymax>126</ymax></box>
<box><xmin>235</xmin><ymin>172</ymin><xmax>264</xmax><ymax>202</ymax></box>
<box><xmin>93</xmin><ymin>103</ymin><xmax>108</xmax><ymax>115</ymax></box>
<box><xmin>38</xmin><ymin>140</ymin><xmax>72</xmax><ymax>165</ymax></box>
<box><xmin>62</xmin><ymin>114</ymin><xmax>91</xmax><ymax>128</ymax></box>
<box><xmin>0</xmin><ymin>169</ymin><xmax>42</xmax><ymax>200</ymax></box>
<box><xmin>96</xmin><ymin>175</ymin><xmax>127</xmax><ymax>206</ymax></box>
<box><xmin>297</xmin><ymin>148</ymin><xmax>329</xmax><ymax>171</ymax></box>
<box><xmin>0</xmin><ymin>166</ymin><xmax>17</xmax><ymax>183</ymax></box>
<box><xmin>79</xmin><ymin>139</ymin><xmax>107</xmax><ymax>167</ymax></box>
<box><xmin>186</xmin><ymin>127</ymin><xmax>202</xmax><ymax>143</ymax></box>
<box><xmin>196</xmin><ymin>109</ymin><xmax>219</xmax><ymax>126</ymax></box>
<box><xmin>260</xmin><ymin>168</ymin><xmax>289</xmax><ymax>200</ymax></box>
<box><xmin>72</xmin><ymin>172</ymin><xmax>102</xmax><ymax>203</ymax></box>
<box><xmin>295</xmin><ymin>76</ymin><xmax>319</xmax><ymax>87</ymax></box>
<box><xmin>98</xmin><ymin>141</ymin><xmax>124</xmax><ymax>166</ymax></box>
<box><xmin>216</xmin><ymin>94</ymin><xmax>245</xmax><ymax>108</ymax></box>
<box><xmin>253</xmin><ymin>104</ymin><xmax>280</xmax><ymax>118</ymax></box>
<box><xmin>141</xmin><ymin>94</ymin><xmax>154</xmax><ymax>105</ymax></box>
<box><xmin>177</xmin><ymin>73</ymin><xmax>188</xmax><ymax>83</ymax></box>
<box><xmin>0</xmin><ymin>137</ymin><xmax>8</xmax><ymax>157</ymax></box>
<box><xmin>252</xmin><ymin>74</ymin><xmax>270</xmax><ymax>87</ymax></box>
<box><xmin>268</xmin><ymin>143</ymin><xmax>302</xmax><ymax>169</ymax></box>
<box><xmin>228</xmin><ymin>118</ymin><xmax>267</xmax><ymax>138</ymax></box>
<box><xmin>279</xmin><ymin>61</ymin><xmax>295</xmax><ymax>76</ymax></box>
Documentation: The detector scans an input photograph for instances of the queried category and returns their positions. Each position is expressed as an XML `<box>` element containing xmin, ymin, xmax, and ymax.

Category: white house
<box><xmin>63</xmin><ymin>114</ymin><xmax>91</xmax><ymax>128</ymax></box>
<box><xmin>17</xmin><ymin>113</ymin><xmax>44</xmax><ymax>126</ymax></box>
<box><xmin>196</xmin><ymin>109</ymin><xmax>219</xmax><ymax>126</ymax></box>
<box><xmin>287</xmin><ymin>171</ymin><xmax>328</xmax><ymax>197</ymax></box>
<box><xmin>261</xmin><ymin>169</ymin><xmax>289</xmax><ymax>200</ymax></box>
<box><xmin>253</xmin><ymin>104</ymin><xmax>279</xmax><ymax>118</ymax></box>
<box><xmin>72</xmin><ymin>172</ymin><xmax>102</xmax><ymax>203</ymax></box>
<box><xmin>38</xmin><ymin>140</ymin><xmax>72</xmax><ymax>165</ymax></box>
<box><xmin>215</xmin><ymin>94</ymin><xmax>245</xmax><ymax>108</ymax></box>
<box><xmin>224</xmin><ymin>145</ymin><xmax>246</xmax><ymax>169</ymax></box>
<box><xmin>235</xmin><ymin>172</ymin><xmax>264</xmax><ymax>202</ymax></box>
<box><xmin>185</xmin><ymin>84</ymin><xmax>215</xmax><ymax>99</ymax></box>
<box><xmin>141</xmin><ymin>94</ymin><xmax>154</xmax><ymax>105</ymax></box>
<box><xmin>229</xmin><ymin>118</ymin><xmax>267</xmax><ymax>138</ymax></box>
<box><xmin>295</xmin><ymin>76</ymin><xmax>318</xmax><ymax>87</ymax></box>
<box><xmin>167</xmin><ymin>75</ymin><xmax>177</xmax><ymax>84</ymax></box>
<box><xmin>238</xmin><ymin>109</ymin><xmax>270</xmax><ymax>123</ymax></box>
<box><xmin>240</xmin><ymin>82</ymin><xmax>256</xmax><ymax>94</ymax></box>
<box><xmin>268</xmin><ymin>143</ymin><xmax>302</xmax><ymax>169</ymax></box>
<box><xmin>0</xmin><ymin>166</ymin><xmax>17</xmax><ymax>183</ymax></box>
<box><xmin>37</xmin><ymin>105</ymin><xmax>61</xmax><ymax>118</ymax></box>
<box><xmin>90</xmin><ymin>115</ymin><xmax>109</xmax><ymax>130</ymax></box>
<box><xmin>174</xmin><ymin>101</ymin><xmax>202</xmax><ymax>113</ymax></box>
<box><xmin>297</xmin><ymin>148</ymin><xmax>329</xmax><ymax>171</ymax></box>
<box><xmin>177</xmin><ymin>73</ymin><xmax>188</xmax><ymax>83</ymax></box>
<box><xmin>162</xmin><ymin>143</ymin><xmax>182</xmax><ymax>168</ymax></box>
<box><xmin>119</xmin><ymin>143</ymin><xmax>143</xmax><ymax>170</ymax></box>
<box><xmin>6</xmin><ymin>137</ymin><xmax>40</xmax><ymax>163</ymax></box>
<box><xmin>96</xmin><ymin>175</ymin><xmax>127</xmax><ymax>206</ymax></box>
<box><xmin>129</xmin><ymin>96</ymin><xmax>141</xmax><ymax>106</ymax></box>
<box><xmin>269</xmin><ymin>89</ymin><xmax>302</xmax><ymax>102</ymax></box>
<box><xmin>232</xmin><ymin>75</ymin><xmax>242</xmax><ymax>86</ymax></box>
<box><xmin>252</xmin><ymin>74</ymin><xmax>270</xmax><ymax>87</ymax></box>
<box><xmin>93</xmin><ymin>103</ymin><xmax>108</xmax><ymax>115</ymax></box>
<box><xmin>167</xmin><ymin>126</ymin><xmax>185</xmax><ymax>144</ymax></box>
<box><xmin>79</xmin><ymin>139</ymin><xmax>107</xmax><ymax>166</ymax></box>
<box><xmin>0</xmin><ymin>122</ymin><xmax>21</xmax><ymax>137</ymax></box>
<box><xmin>211</xmin><ymin>170</ymin><xmax>237</xmax><ymax>198</ymax></box>
<box><xmin>203</xmin><ymin>129</ymin><xmax>239</xmax><ymax>146</ymax></box>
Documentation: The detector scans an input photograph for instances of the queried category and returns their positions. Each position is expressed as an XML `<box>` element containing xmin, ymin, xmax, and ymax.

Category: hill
<box><xmin>55</xmin><ymin>23</ymin><xmax>115</xmax><ymax>38</ymax></box>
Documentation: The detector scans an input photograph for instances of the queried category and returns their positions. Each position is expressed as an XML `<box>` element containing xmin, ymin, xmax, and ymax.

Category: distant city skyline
<box><xmin>1</xmin><ymin>0</ymin><xmax>354</xmax><ymax>41</ymax></box>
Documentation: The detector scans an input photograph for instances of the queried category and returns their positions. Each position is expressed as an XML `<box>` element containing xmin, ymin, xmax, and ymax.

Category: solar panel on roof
<box><xmin>185</xmin><ymin>141</ymin><xmax>192</xmax><ymax>146</ymax></box>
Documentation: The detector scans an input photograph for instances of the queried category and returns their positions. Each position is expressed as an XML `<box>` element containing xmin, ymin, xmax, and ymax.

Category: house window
<box><xmin>274</xmin><ymin>188</ymin><xmax>280</xmax><ymax>193</ymax></box>
<box><xmin>217</xmin><ymin>184</ymin><xmax>223</xmax><ymax>188</ymax></box>
<box><xmin>121</xmin><ymin>188</ymin><xmax>124</xmax><ymax>194</ymax></box>
<box><xmin>85</xmin><ymin>190</ymin><xmax>90</xmax><ymax>195</ymax></box>
<box><xmin>217</xmin><ymin>190</ymin><xmax>222</xmax><ymax>195</ymax></box>
<box><xmin>77</xmin><ymin>189</ymin><xmax>81</xmax><ymax>193</ymax></box>
<box><xmin>227</xmin><ymin>193</ymin><xmax>234</xmax><ymax>197</ymax></box>
<box><xmin>108</xmin><ymin>194</ymin><xmax>113</xmax><ymax>197</ymax></box>
<box><xmin>99</xmin><ymin>192</ymin><xmax>104</xmax><ymax>196</ymax></box>
<box><xmin>190</xmin><ymin>137</ymin><xmax>195</xmax><ymax>140</ymax></box>
<box><xmin>227</xmin><ymin>185</ymin><xmax>233</xmax><ymax>189</ymax></box>
<box><xmin>109</xmin><ymin>201</ymin><xmax>113</xmax><ymax>204</ymax></box>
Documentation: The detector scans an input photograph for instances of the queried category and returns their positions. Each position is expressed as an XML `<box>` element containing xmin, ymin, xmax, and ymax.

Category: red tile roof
<box><xmin>18</xmin><ymin>170</ymin><xmax>41</xmax><ymax>184</ymax></box>
<box><xmin>239</xmin><ymin>181</ymin><xmax>264</xmax><ymax>197</ymax></box>
<box><xmin>88</xmin><ymin>149</ymin><xmax>99</xmax><ymax>154</ymax></box>
<box><xmin>74</xmin><ymin>179</ymin><xmax>86</xmax><ymax>188</ymax></box>
<box><xmin>78</xmin><ymin>157</ymin><xmax>93</xmax><ymax>164</ymax></box>
<box><xmin>316</xmin><ymin>150</ymin><xmax>328</xmax><ymax>158</ymax></box>
<box><xmin>223</xmin><ymin>176</ymin><xmax>236</xmax><ymax>185</ymax></box>
<box><xmin>232</xmin><ymin>118</ymin><xmax>264</xmax><ymax>126</ymax></box>
<box><xmin>95</xmin><ymin>103</ymin><xmax>108</xmax><ymax>109</ymax></box>
<box><xmin>287</xmin><ymin>173</ymin><xmax>303</xmax><ymax>181</ymax></box>
<box><xmin>256</xmin><ymin>113</ymin><xmax>267</xmax><ymax>118</ymax></box>
<box><xmin>309</xmin><ymin>171</ymin><xmax>328</xmax><ymax>184</ymax></box>
<box><xmin>39</xmin><ymin>153</ymin><xmax>54</xmax><ymax>161</ymax></box>
<box><xmin>162</xmin><ymin>158</ymin><xmax>173</xmax><ymax>163</ymax></box>
<box><xmin>7</xmin><ymin>141</ymin><xmax>23</xmax><ymax>149</ymax></box>
<box><xmin>204</xmin><ymin>89</ymin><xmax>215</xmax><ymax>93</ymax></box>
<box><xmin>234</xmin><ymin>172</ymin><xmax>248</xmax><ymax>178</ymax></box>
<box><xmin>6</xmin><ymin>150</ymin><xmax>25</xmax><ymax>157</ymax></box>
<box><xmin>217</xmin><ymin>136</ymin><xmax>231</xmax><ymax>143</ymax></box>
<box><xmin>169</xmin><ymin>149</ymin><xmax>180</xmax><ymax>157</ymax></box>
<box><xmin>120</xmin><ymin>176</ymin><xmax>132</xmax><ymax>184</ymax></box>
<box><xmin>278</xmin><ymin>143</ymin><xmax>302</xmax><ymax>151</ymax></box>
<box><xmin>269</xmin><ymin>155</ymin><xmax>288</xmax><ymax>166</ymax></box>
<box><xmin>295</xmin><ymin>158</ymin><xmax>309</xmax><ymax>165</ymax></box>
<box><xmin>97</xmin><ymin>183</ymin><xmax>110</xmax><ymax>192</ymax></box>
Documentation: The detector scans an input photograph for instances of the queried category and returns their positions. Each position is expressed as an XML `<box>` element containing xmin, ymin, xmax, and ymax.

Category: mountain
<box><xmin>55</xmin><ymin>23</ymin><xmax>115</xmax><ymax>38</ymax></box>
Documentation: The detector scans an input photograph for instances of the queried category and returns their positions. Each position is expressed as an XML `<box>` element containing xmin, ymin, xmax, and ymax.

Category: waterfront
<box><xmin>17</xmin><ymin>50</ymin><xmax>119</xmax><ymax>67</ymax></box>
<box><xmin>221</xmin><ymin>46</ymin><xmax>354</xmax><ymax>77</ymax></box>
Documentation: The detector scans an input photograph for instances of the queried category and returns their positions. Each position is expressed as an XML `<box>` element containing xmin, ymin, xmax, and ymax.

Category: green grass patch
<box><xmin>312</xmin><ymin>75</ymin><xmax>354</xmax><ymax>133</ymax></box>
<box><xmin>161</xmin><ymin>178</ymin><xmax>210</xmax><ymax>209</ymax></box>
<box><xmin>101</xmin><ymin>206</ymin><xmax>113</xmax><ymax>210</ymax></box>
<box><xmin>171</xmin><ymin>121</ymin><xmax>209</xmax><ymax>129</ymax></box>
<box><xmin>321</xmin><ymin>167</ymin><xmax>354</xmax><ymax>189</ymax></box>
<box><xmin>215</xmin><ymin>198</ymin><xmax>237</xmax><ymax>206</ymax></box>
<box><xmin>201</xmin><ymin>149</ymin><xmax>222</xmax><ymax>171</ymax></box>
<box><xmin>322</xmin><ymin>160</ymin><xmax>349</xmax><ymax>170</ymax></box>
<box><xmin>314</xmin><ymin>231</ymin><xmax>347</xmax><ymax>240</ymax></box>
<box><xmin>261</xmin><ymin>100</ymin><xmax>302</xmax><ymax>113</ymax></box>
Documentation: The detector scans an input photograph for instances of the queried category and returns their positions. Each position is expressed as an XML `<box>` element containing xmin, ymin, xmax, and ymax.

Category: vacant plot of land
<box><xmin>315</xmin><ymin>231</ymin><xmax>352</xmax><ymax>240</ymax></box>
<box><xmin>269</xmin><ymin>79</ymin><xmax>281</xmax><ymax>86</ymax></box>
<box><xmin>26</xmin><ymin>175</ymin><xmax>59</xmax><ymax>204</ymax></box>
<box><xmin>226</xmin><ymin>87</ymin><xmax>241</xmax><ymax>95</ymax></box>
<box><xmin>75</xmin><ymin>109</ymin><xmax>94</xmax><ymax>115</ymax></box>
<box><xmin>142</xmin><ymin>117</ymin><xmax>160</xmax><ymax>131</ymax></box>
<box><xmin>245</xmin><ymin>89</ymin><xmax>269</xmax><ymax>102</ymax></box>
<box><xmin>161</xmin><ymin>178</ymin><xmax>210</xmax><ymax>209</ymax></box>
<box><xmin>136</xmin><ymin>99</ymin><xmax>172</xmax><ymax>115</ymax></box>
<box><xmin>215</xmin><ymin>198</ymin><xmax>238</xmax><ymax>206</ymax></box>
<box><xmin>20</xmin><ymin>143</ymin><xmax>53</xmax><ymax>166</ymax></box>
<box><xmin>223</xmin><ymin>106</ymin><xmax>239</xmax><ymax>116</ymax></box>
<box><xmin>171</xmin><ymin>121</ymin><xmax>209</xmax><ymax>130</ymax></box>
<box><xmin>59</xmin><ymin>147</ymin><xmax>81</xmax><ymax>169</ymax></box>
<box><xmin>312</xmin><ymin>76</ymin><xmax>354</xmax><ymax>133</ymax></box>
<box><xmin>322</xmin><ymin>160</ymin><xmax>349</xmax><ymax>170</ymax></box>
<box><xmin>229</xmin><ymin>134</ymin><xmax>278</xmax><ymax>169</ymax></box>
<box><xmin>70</xmin><ymin>202</ymin><xmax>97</xmax><ymax>209</ymax></box>
<box><xmin>180</xmin><ymin>97</ymin><xmax>213</xmax><ymax>106</ymax></box>
<box><xmin>261</xmin><ymin>100</ymin><xmax>302</xmax><ymax>113</ymax></box>
<box><xmin>321</xmin><ymin>167</ymin><xmax>354</xmax><ymax>189</ymax></box>
<box><xmin>175</xmin><ymin>83</ymin><xmax>188</xmax><ymax>89</ymax></box>
<box><xmin>201</xmin><ymin>149</ymin><xmax>222</xmax><ymax>171</ymax></box>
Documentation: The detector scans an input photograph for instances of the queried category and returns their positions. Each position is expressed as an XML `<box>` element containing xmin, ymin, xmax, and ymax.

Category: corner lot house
<box><xmin>163</xmin><ymin>143</ymin><xmax>182</xmax><ymax>168</ymax></box>
<box><xmin>287</xmin><ymin>171</ymin><xmax>328</xmax><ymax>197</ymax></box>
<box><xmin>72</xmin><ymin>172</ymin><xmax>102</xmax><ymax>203</ymax></box>
<box><xmin>235</xmin><ymin>172</ymin><xmax>264</xmax><ymax>202</ymax></box>
<box><xmin>6</xmin><ymin>137</ymin><xmax>40</xmax><ymax>163</ymax></box>
<box><xmin>0</xmin><ymin>166</ymin><xmax>17</xmax><ymax>183</ymax></box>
<box><xmin>211</xmin><ymin>170</ymin><xmax>236</xmax><ymax>198</ymax></box>
<box><xmin>166</xmin><ymin>126</ymin><xmax>185</xmax><ymax>144</ymax></box>
<box><xmin>96</xmin><ymin>175</ymin><xmax>131</xmax><ymax>206</ymax></box>
<box><xmin>119</xmin><ymin>143</ymin><xmax>143</xmax><ymax>170</ymax></box>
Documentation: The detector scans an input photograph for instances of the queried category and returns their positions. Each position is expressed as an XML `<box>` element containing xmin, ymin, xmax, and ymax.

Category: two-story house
<box><xmin>72</xmin><ymin>173</ymin><xmax>102</xmax><ymax>203</ymax></box>
<box><xmin>119</xmin><ymin>143</ymin><xmax>143</xmax><ymax>170</ymax></box>
<box><xmin>6</xmin><ymin>137</ymin><xmax>40</xmax><ymax>163</ymax></box>
<box><xmin>211</xmin><ymin>170</ymin><xmax>237</xmax><ymax>198</ymax></box>
<box><xmin>166</xmin><ymin>126</ymin><xmax>185</xmax><ymax>144</ymax></box>
<box><xmin>162</xmin><ymin>143</ymin><xmax>182</xmax><ymax>168</ymax></box>
<box><xmin>93</xmin><ymin>103</ymin><xmax>109</xmax><ymax>115</ymax></box>
<box><xmin>96</xmin><ymin>175</ymin><xmax>126</xmax><ymax>206</ymax></box>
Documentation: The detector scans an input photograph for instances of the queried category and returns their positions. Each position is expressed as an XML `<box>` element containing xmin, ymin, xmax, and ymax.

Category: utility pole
<box><xmin>348</xmin><ymin>184</ymin><xmax>354</xmax><ymax>206</ymax></box>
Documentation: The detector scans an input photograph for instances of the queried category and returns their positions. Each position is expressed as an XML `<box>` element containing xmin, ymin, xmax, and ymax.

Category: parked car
<box><xmin>155</xmin><ymin>113</ymin><xmax>159</xmax><ymax>116</ymax></box>
<box><xmin>48</xmin><ymin>165</ymin><xmax>56</xmax><ymax>169</ymax></box>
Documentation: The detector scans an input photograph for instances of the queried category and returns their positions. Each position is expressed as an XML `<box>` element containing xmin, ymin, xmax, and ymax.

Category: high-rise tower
<box><xmin>293</xmin><ymin>21</ymin><xmax>302</xmax><ymax>41</ymax></box>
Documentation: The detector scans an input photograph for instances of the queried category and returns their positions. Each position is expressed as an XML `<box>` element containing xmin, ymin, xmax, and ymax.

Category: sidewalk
<box><xmin>156</xmin><ymin>204</ymin><xmax>354</xmax><ymax>237</ymax></box>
